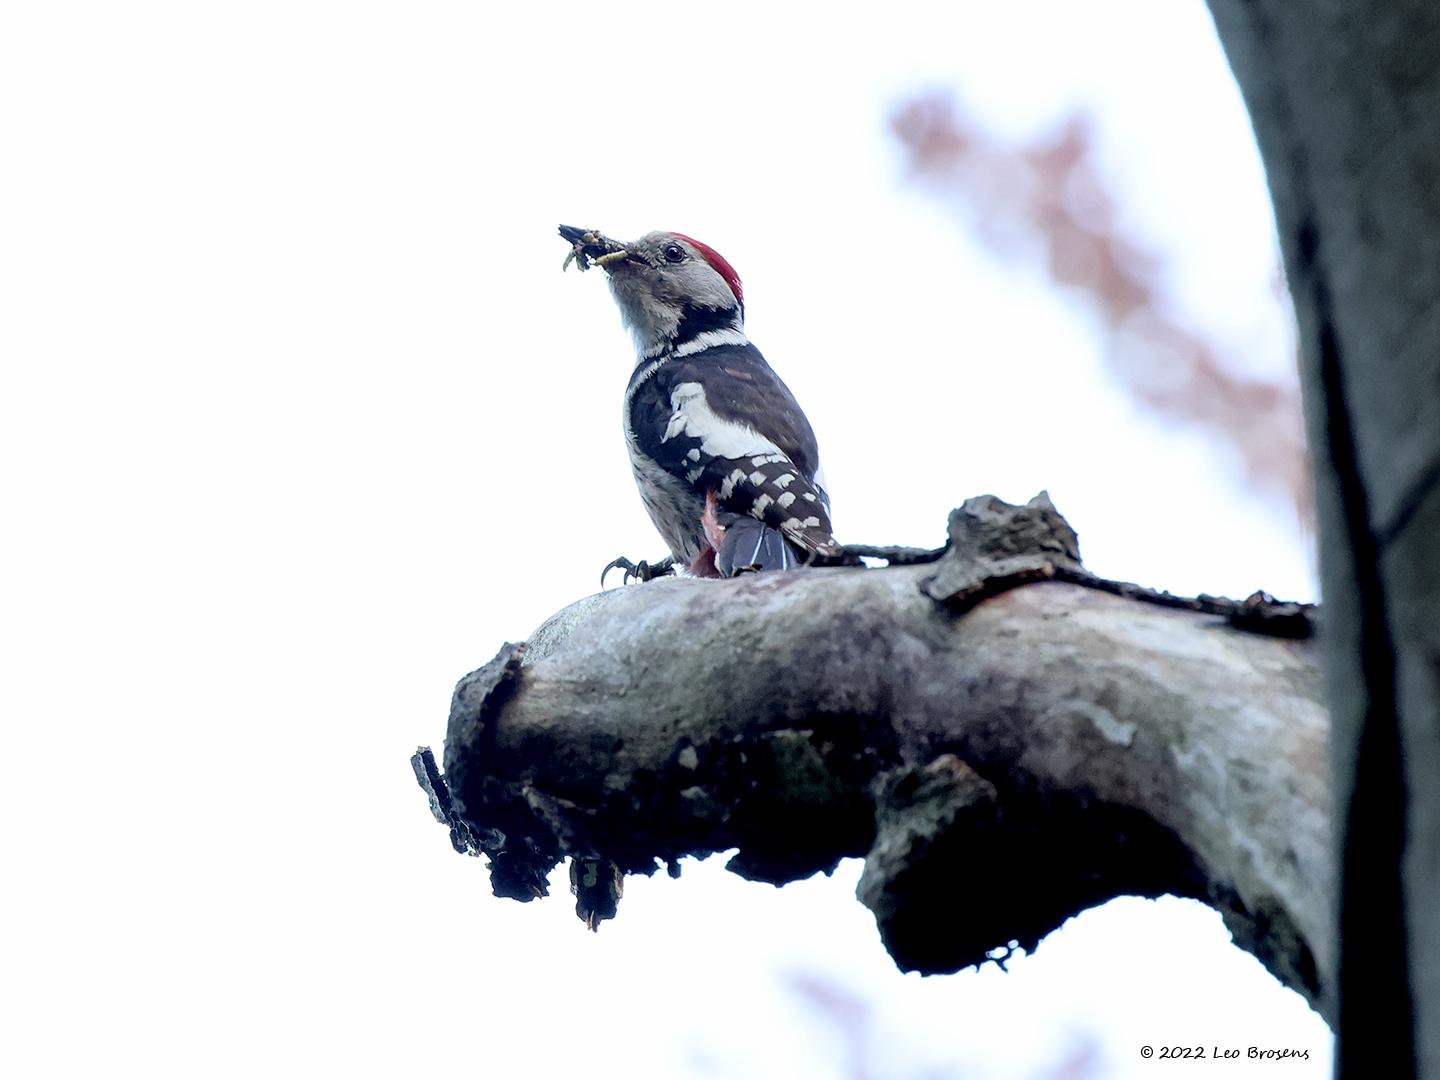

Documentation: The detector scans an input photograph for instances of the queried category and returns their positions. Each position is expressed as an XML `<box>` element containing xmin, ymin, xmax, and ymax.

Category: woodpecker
<box><xmin>559</xmin><ymin>225</ymin><xmax>839</xmax><ymax>578</ymax></box>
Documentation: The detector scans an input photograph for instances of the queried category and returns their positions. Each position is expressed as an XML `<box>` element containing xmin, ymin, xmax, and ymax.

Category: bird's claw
<box><xmin>601</xmin><ymin>555</ymin><xmax>675</xmax><ymax>586</ymax></box>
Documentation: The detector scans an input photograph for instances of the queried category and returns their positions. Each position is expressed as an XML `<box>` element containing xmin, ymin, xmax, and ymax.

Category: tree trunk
<box><xmin>1205</xmin><ymin>2</ymin><xmax>1440</xmax><ymax>1075</ymax></box>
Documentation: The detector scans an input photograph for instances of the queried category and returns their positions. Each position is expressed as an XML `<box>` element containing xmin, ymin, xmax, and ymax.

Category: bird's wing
<box><xmin>628</xmin><ymin>347</ymin><xmax>837</xmax><ymax>556</ymax></box>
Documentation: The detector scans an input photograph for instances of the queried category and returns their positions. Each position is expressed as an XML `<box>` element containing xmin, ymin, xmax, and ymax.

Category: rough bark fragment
<box><xmin>410</xmin><ymin>746</ymin><xmax>486</xmax><ymax>857</ymax></box>
<box><xmin>859</xmin><ymin>756</ymin><xmax>1002</xmax><ymax>972</ymax></box>
<box><xmin>920</xmin><ymin>491</ymin><xmax>1083</xmax><ymax>609</ymax></box>
<box><xmin>439</xmin><ymin>642</ymin><xmax>555</xmax><ymax>902</ymax></box>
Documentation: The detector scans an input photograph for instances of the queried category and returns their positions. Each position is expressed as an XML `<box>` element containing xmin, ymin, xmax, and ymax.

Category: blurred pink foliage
<box><xmin>788</xmin><ymin>971</ymin><xmax>875</xmax><ymax>1080</ymax></box>
<box><xmin>890</xmin><ymin>93</ymin><xmax>1311</xmax><ymax>527</ymax></box>
<box><xmin>773</xmin><ymin>96</ymin><xmax>1308</xmax><ymax>1080</ymax></box>
<box><xmin>786</xmin><ymin>970</ymin><xmax>1100</xmax><ymax>1080</ymax></box>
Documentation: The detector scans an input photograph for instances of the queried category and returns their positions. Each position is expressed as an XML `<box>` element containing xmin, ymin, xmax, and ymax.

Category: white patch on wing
<box><xmin>777</xmin><ymin>491</ymin><xmax>796</xmax><ymax>509</ymax></box>
<box><xmin>784</xmin><ymin>515</ymin><xmax>822</xmax><ymax>532</ymax></box>
<box><xmin>752</xmin><ymin>493</ymin><xmax>774</xmax><ymax>517</ymax></box>
<box><xmin>661</xmin><ymin>381</ymin><xmax>790</xmax><ymax>464</ymax></box>
<box><xmin>720</xmin><ymin>468</ymin><xmax>747</xmax><ymax>499</ymax></box>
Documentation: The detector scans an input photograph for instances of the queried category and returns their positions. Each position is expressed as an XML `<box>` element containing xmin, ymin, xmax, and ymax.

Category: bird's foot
<box><xmin>600</xmin><ymin>555</ymin><xmax>676</xmax><ymax>586</ymax></box>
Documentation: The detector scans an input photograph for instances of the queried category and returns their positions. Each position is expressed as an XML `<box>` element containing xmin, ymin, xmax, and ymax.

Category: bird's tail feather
<box><xmin>714</xmin><ymin>513</ymin><xmax>805</xmax><ymax>577</ymax></box>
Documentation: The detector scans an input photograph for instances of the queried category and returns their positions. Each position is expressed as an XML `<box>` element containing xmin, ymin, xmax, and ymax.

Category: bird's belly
<box><xmin>629</xmin><ymin>452</ymin><xmax>705</xmax><ymax>564</ymax></box>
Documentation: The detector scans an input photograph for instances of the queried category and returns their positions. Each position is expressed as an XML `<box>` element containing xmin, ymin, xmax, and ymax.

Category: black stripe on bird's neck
<box><xmin>670</xmin><ymin>302</ymin><xmax>742</xmax><ymax>350</ymax></box>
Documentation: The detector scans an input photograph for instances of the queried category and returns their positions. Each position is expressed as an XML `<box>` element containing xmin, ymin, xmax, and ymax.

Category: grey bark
<box><xmin>422</xmin><ymin>497</ymin><xmax>1331</xmax><ymax>1013</ymax></box>
<box><xmin>1204</xmin><ymin>2</ymin><xmax>1440</xmax><ymax>1075</ymax></box>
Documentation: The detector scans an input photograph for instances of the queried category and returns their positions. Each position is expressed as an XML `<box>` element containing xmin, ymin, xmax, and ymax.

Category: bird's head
<box><xmin>559</xmin><ymin>225</ymin><xmax>745</xmax><ymax>358</ymax></box>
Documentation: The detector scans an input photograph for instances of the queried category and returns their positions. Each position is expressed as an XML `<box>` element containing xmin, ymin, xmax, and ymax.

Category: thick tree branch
<box><xmin>417</xmin><ymin>496</ymin><xmax>1330</xmax><ymax>1014</ymax></box>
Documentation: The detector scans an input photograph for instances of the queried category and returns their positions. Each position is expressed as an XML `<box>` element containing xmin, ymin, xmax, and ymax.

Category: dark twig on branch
<box><xmin>817</xmin><ymin>543</ymin><xmax>948</xmax><ymax>567</ymax></box>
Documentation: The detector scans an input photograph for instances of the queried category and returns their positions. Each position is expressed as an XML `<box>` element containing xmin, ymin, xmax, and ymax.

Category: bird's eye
<box><xmin>664</xmin><ymin>243</ymin><xmax>685</xmax><ymax>263</ymax></box>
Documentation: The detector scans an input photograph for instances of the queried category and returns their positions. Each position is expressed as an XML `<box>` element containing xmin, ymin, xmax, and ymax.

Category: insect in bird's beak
<box><xmin>559</xmin><ymin>225</ymin><xmax>630</xmax><ymax>272</ymax></box>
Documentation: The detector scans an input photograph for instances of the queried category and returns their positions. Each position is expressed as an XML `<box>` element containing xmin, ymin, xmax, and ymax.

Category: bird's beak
<box><xmin>558</xmin><ymin>225</ymin><xmax>633</xmax><ymax>272</ymax></box>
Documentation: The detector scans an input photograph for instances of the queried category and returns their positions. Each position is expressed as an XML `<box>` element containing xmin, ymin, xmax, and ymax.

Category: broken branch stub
<box><xmin>920</xmin><ymin>490</ymin><xmax>1084</xmax><ymax>609</ymax></box>
<box><xmin>415</xmin><ymin>494</ymin><xmax>1330</xmax><ymax>1013</ymax></box>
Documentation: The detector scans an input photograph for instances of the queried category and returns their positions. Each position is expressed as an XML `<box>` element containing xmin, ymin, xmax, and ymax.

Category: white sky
<box><xmin>3</xmin><ymin>2</ymin><xmax>1328</xmax><ymax>1077</ymax></box>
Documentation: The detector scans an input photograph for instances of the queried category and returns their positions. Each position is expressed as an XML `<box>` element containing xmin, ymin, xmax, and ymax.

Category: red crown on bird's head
<box><xmin>672</xmin><ymin>233</ymin><xmax>744</xmax><ymax>311</ymax></box>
